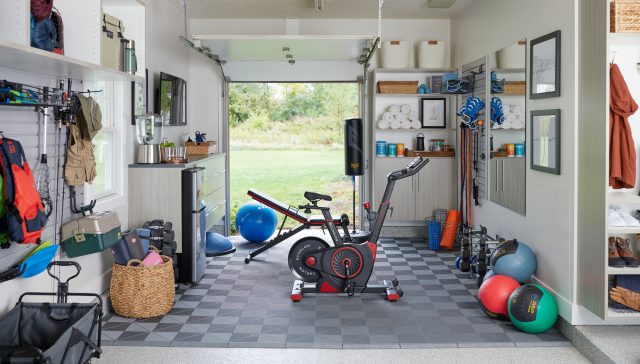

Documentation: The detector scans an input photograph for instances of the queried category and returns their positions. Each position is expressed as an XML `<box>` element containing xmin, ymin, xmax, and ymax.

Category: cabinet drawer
<box><xmin>198</xmin><ymin>156</ymin><xmax>225</xmax><ymax>174</ymax></box>
<box><xmin>203</xmin><ymin>186</ymin><xmax>225</xmax><ymax>209</ymax></box>
<box><xmin>203</xmin><ymin>170</ymin><xmax>225</xmax><ymax>195</ymax></box>
<box><xmin>205</xmin><ymin>201</ymin><xmax>226</xmax><ymax>227</ymax></box>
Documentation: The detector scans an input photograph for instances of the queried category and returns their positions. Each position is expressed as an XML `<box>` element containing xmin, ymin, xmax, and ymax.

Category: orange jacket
<box><xmin>610</xmin><ymin>64</ymin><xmax>637</xmax><ymax>189</ymax></box>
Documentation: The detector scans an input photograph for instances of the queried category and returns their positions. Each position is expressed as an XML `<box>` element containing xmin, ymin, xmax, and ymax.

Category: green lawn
<box><xmin>230</xmin><ymin>149</ymin><xmax>358</xmax><ymax>231</ymax></box>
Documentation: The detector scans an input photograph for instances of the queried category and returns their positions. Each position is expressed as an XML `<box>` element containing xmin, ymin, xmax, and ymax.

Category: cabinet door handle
<box><xmin>501</xmin><ymin>160</ymin><xmax>505</xmax><ymax>191</ymax></box>
<box><xmin>495</xmin><ymin>161</ymin><xmax>498</xmax><ymax>191</ymax></box>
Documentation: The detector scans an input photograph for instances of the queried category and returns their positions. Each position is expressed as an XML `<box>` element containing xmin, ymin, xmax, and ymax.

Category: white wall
<box><xmin>451</xmin><ymin>0</ymin><xmax>578</xmax><ymax>321</ymax></box>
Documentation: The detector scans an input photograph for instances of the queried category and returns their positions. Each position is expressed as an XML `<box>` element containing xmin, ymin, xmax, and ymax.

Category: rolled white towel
<box><xmin>513</xmin><ymin>105</ymin><xmax>523</xmax><ymax>114</ymax></box>
<box><xmin>506</xmin><ymin>113</ymin><xmax>516</xmax><ymax>122</ymax></box>
<box><xmin>395</xmin><ymin>113</ymin><xmax>408</xmax><ymax>122</ymax></box>
<box><xmin>383</xmin><ymin>112</ymin><xmax>393</xmax><ymax>122</ymax></box>
<box><xmin>400</xmin><ymin>120</ymin><xmax>412</xmax><ymax>129</ymax></box>
<box><xmin>512</xmin><ymin>118</ymin><xmax>524</xmax><ymax>129</ymax></box>
<box><xmin>409</xmin><ymin>111</ymin><xmax>419</xmax><ymax>120</ymax></box>
<box><xmin>389</xmin><ymin>104</ymin><xmax>400</xmax><ymax>114</ymax></box>
<box><xmin>411</xmin><ymin>120</ymin><xmax>422</xmax><ymax>129</ymax></box>
<box><xmin>378</xmin><ymin>120</ymin><xmax>390</xmax><ymax>129</ymax></box>
<box><xmin>400</xmin><ymin>104</ymin><xmax>411</xmax><ymax>114</ymax></box>
<box><xmin>502</xmin><ymin>105</ymin><xmax>511</xmax><ymax>114</ymax></box>
<box><xmin>390</xmin><ymin>120</ymin><xmax>401</xmax><ymax>129</ymax></box>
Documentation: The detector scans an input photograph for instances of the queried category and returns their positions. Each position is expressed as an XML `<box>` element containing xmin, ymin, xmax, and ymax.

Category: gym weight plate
<box><xmin>288</xmin><ymin>238</ymin><xmax>329</xmax><ymax>283</ymax></box>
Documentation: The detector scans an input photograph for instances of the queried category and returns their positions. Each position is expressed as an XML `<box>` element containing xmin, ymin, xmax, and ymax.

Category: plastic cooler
<box><xmin>61</xmin><ymin>211</ymin><xmax>121</xmax><ymax>258</ymax></box>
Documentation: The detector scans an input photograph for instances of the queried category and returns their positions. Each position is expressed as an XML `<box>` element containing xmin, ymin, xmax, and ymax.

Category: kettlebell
<box><xmin>416</xmin><ymin>133</ymin><xmax>425</xmax><ymax>151</ymax></box>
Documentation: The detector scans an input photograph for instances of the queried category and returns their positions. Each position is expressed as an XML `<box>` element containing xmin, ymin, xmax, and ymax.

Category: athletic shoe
<box><xmin>609</xmin><ymin>237</ymin><xmax>626</xmax><ymax>267</ymax></box>
<box><xmin>619</xmin><ymin>210</ymin><xmax>640</xmax><ymax>227</ymax></box>
<box><xmin>608</xmin><ymin>209</ymin><xmax>627</xmax><ymax>227</ymax></box>
<box><xmin>617</xmin><ymin>237</ymin><xmax>640</xmax><ymax>267</ymax></box>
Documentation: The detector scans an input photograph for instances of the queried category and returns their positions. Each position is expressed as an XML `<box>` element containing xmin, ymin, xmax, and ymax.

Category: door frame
<box><xmin>222</xmin><ymin>79</ymin><xmax>367</xmax><ymax>233</ymax></box>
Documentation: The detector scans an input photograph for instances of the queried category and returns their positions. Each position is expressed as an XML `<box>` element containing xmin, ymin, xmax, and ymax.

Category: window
<box><xmin>89</xmin><ymin>81</ymin><xmax>123</xmax><ymax>199</ymax></box>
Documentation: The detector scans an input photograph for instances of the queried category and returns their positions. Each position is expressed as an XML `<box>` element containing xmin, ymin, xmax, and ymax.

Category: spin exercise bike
<box><xmin>288</xmin><ymin>156</ymin><xmax>429</xmax><ymax>301</ymax></box>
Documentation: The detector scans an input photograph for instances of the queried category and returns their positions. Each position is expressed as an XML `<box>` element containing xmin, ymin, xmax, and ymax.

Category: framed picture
<box><xmin>131</xmin><ymin>68</ymin><xmax>148</xmax><ymax>125</ymax></box>
<box><xmin>530</xmin><ymin>30</ymin><xmax>561</xmax><ymax>99</ymax></box>
<box><xmin>420</xmin><ymin>97</ymin><xmax>446</xmax><ymax>128</ymax></box>
<box><xmin>531</xmin><ymin>109</ymin><xmax>561</xmax><ymax>175</ymax></box>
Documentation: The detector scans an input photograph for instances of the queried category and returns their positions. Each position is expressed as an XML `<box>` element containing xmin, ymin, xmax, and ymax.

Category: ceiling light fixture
<box><xmin>314</xmin><ymin>0</ymin><xmax>325</xmax><ymax>12</ymax></box>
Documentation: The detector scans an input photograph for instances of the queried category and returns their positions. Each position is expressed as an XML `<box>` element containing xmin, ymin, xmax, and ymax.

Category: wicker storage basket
<box><xmin>110</xmin><ymin>252</ymin><xmax>175</xmax><ymax>319</ymax></box>
<box><xmin>611</xmin><ymin>0</ymin><xmax>640</xmax><ymax>33</ymax></box>
<box><xmin>503</xmin><ymin>81</ymin><xmax>525</xmax><ymax>95</ymax></box>
<box><xmin>186</xmin><ymin>141</ymin><xmax>217</xmax><ymax>155</ymax></box>
<box><xmin>377</xmin><ymin>81</ymin><xmax>419</xmax><ymax>94</ymax></box>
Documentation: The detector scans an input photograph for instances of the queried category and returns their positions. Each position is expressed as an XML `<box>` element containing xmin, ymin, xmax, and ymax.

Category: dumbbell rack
<box><xmin>143</xmin><ymin>220</ymin><xmax>178</xmax><ymax>282</ymax></box>
<box><xmin>458</xmin><ymin>225</ymin><xmax>501</xmax><ymax>287</ymax></box>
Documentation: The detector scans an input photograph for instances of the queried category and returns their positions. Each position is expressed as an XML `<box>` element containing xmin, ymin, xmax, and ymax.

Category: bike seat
<box><xmin>304</xmin><ymin>191</ymin><xmax>332</xmax><ymax>203</ymax></box>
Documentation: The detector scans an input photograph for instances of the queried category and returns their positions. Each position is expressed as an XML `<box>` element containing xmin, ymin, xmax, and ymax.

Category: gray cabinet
<box><xmin>490</xmin><ymin>158</ymin><xmax>525</xmax><ymax>215</ymax></box>
<box><xmin>373</xmin><ymin>158</ymin><xmax>456</xmax><ymax>221</ymax></box>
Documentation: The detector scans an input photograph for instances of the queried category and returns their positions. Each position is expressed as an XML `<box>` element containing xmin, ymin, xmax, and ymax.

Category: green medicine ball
<box><xmin>508</xmin><ymin>284</ymin><xmax>558</xmax><ymax>334</ymax></box>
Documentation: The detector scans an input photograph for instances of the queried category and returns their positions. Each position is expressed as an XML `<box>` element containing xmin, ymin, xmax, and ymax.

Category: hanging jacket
<box><xmin>0</xmin><ymin>138</ymin><xmax>47</xmax><ymax>244</ymax></box>
<box><xmin>610</xmin><ymin>64</ymin><xmax>638</xmax><ymax>189</ymax></box>
<box><xmin>65</xmin><ymin>123</ymin><xmax>96</xmax><ymax>186</ymax></box>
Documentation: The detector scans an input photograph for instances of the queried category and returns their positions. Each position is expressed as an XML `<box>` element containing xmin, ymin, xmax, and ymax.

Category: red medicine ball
<box><xmin>478</xmin><ymin>274</ymin><xmax>520</xmax><ymax>320</ymax></box>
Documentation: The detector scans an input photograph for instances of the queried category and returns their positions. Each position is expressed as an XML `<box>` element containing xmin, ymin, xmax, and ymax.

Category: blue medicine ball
<box><xmin>235</xmin><ymin>201</ymin><xmax>278</xmax><ymax>243</ymax></box>
<box><xmin>490</xmin><ymin>240</ymin><xmax>537</xmax><ymax>283</ymax></box>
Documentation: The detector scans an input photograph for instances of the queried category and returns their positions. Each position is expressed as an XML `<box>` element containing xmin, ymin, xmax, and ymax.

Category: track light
<box><xmin>314</xmin><ymin>0</ymin><xmax>325</xmax><ymax>11</ymax></box>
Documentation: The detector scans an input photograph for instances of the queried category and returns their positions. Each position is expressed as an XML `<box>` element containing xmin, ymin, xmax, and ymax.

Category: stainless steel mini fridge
<box><xmin>179</xmin><ymin>167</ymin><xmax>207</xmax><ymax>283</ymax></box>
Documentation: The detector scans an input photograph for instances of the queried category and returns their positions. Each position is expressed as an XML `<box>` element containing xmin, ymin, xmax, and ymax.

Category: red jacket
<box><xmin>610</xmin><ymin>64</ymin><xmax>637</xmax><ymax>189</ymax></box>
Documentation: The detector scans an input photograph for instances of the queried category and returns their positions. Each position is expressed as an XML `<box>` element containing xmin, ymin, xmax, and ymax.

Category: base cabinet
<box><xmin>490</xmin><ymin>158</ymin><xmax>525</xmax><ymax>215</ymax></box>
<box><xmin>373</xmin><ymin>158</ymin><xmax>456</xmax><ymax>221</ymax></box>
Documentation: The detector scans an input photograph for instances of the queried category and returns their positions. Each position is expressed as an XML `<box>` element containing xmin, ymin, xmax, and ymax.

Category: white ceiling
<box><xmin>185</xmin><ymin>0</ymin><xmax>476</xmax><ymax>20</ymax></box>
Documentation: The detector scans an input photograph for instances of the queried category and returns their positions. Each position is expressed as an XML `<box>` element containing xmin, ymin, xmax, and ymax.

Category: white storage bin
<box><xmin>497</xmin><ymin>40</ymin><xmax>526</xmax><ymax>69</ymax></box>
<box><xmin>381</xmin><ymin>40</ymin><xmax>411</xmax><ymax>69</ymax></box>
<box><xmin>418</xmin><ymin>40</ymin><xmax>446</xmax><ymax>69</ymax></box>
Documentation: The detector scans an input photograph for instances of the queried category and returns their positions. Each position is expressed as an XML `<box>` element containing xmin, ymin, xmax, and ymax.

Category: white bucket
<box><xmin>418</xmin><ymin>40</ymin><xmax>446</xmax><ymax>69</ymax></box>
<box><xmin>381</xmin><ymin>40</ymin><xmax>411</xmax><ymax>69</ymax></box>
<box><xmin>497</xmin><ymin>41</ymin><xmax>526</xmax><ymax>69</ymax></box>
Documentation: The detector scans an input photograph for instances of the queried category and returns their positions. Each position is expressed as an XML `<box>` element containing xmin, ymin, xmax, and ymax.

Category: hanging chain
<box><xmin>378</xmin><ymin>0</ymin><xmax>384</xmax><ymax>48</ymax></box>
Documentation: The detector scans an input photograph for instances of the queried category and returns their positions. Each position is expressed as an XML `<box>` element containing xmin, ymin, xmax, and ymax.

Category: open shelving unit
<box><xmin>370</xmin><ymin>68</ymin><xmax>458</xmax><ymax>225</ymax></box>
<box><xmin>0</xmin><ymin>0</ymin><xmax>145</xmax><ymax>82</ymax></box>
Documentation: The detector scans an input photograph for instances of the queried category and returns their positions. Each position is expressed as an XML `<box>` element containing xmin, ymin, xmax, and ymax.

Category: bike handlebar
<box><xmin>388</xmin><ymin>157</ymin><xmax>430</xmax><ymax>181</ymax></box>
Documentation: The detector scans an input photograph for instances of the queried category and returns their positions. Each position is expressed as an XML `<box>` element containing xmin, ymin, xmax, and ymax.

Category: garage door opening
<box><xmin>228</xmin><ymin>82</ymin><xmax>360</xmax><ymax>234</ymax></box>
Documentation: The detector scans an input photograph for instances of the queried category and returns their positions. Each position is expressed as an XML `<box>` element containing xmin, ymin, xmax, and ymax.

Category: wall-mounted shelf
<box><xmin>373</xmin><ymin>68</ymin><xmax>456</xmax><ymax>74</ymax></box>
<box><xmin>607</xmin><ymin>307</ymin><xmax>640</xmax><ymax>319</ymax></box>
<box><xmin>493</xmin><ymin>68</ymin><xmax>526</xmax><ymax>73</ymax></box>
<box><xmin>376</xmin><ymin>93</ymin><xmax>452</xmax><ymax>97</ymax></box>
<box><xmin>609</xmin><ymin>194</ymin><xmax>640</xmax><ymax>204</ymax></box>
<box><xmin>607</xmin><ymin>266</ymin><xmax>640</xmax><ymax>275</ymax></box>
<box><xmin>608</xmin><ymin>227</ymin><xmax>640</xmax><ymax>234</ymax></box>
<box><xmin>0</xmin><ymin>40</ymin><xmax>144</xmax><ymax>82</ymax></box>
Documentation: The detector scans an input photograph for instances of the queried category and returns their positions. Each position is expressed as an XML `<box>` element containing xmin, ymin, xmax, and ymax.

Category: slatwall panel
<box><xmin>0</xmin><ymin>67</ymin><xmax>85</xmax><ymax>267</ymax></box>
<box><xmin>460</xmin><ymin>60</ymin><xmax>488</xmax><ymax>201</ymax></box>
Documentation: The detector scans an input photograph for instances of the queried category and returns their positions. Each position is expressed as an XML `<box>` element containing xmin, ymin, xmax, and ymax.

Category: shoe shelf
<box><xmin>608</xmin><ymin>227</ymin><xmax>640</xmax><ymax>234</ymax></box>
<box><xmin>607</xmin><ymin>266</ymin><xmax>640</xmax><ymax>275</ymax></box>
<box><xmin>607</xmin><ymin>307</ymin><xmax>640</xmax><ymax>319</ymax></box>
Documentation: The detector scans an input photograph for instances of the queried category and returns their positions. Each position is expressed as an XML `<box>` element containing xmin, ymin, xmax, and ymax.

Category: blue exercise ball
<box><xmin>483</xmin><ymin>269</ymin><xmax>496</xmax><ymax>281</ymax></box>
<box><xmin>235</xmin><ymin>201</ymin><xmax>278</xmax><ymax>243</ymax></box>
<box><xmin>490</xmin><ymin>240</ymin><xmax>537</xmax><ymax>283</ymax></box>
<box><xmin>206</xmin><ymin>232</ymin><xmax>236</xmax><ymax>257</ymax></box>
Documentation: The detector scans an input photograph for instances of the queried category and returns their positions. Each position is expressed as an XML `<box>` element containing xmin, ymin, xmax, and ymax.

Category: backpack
<box><xmin>0</xmin><ymin>138</ymin><xmax>47</xmax><ymax>244</ymax></box>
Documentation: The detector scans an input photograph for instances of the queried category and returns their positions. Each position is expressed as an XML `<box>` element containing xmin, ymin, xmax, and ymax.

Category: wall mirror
<box><xmin>487</xmin><ymin>40</ymin><xmax>526</xmax><ymax>215</ymax></box>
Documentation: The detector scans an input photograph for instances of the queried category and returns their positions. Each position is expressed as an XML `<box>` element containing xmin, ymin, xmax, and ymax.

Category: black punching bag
<box><xmin>344</xmin><ymin>118</ymin><xmax>364</xmax><ymax>176</ymax></box>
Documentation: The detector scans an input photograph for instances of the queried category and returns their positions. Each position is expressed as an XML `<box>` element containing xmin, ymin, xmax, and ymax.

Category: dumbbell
<box><xmin>162</xmin><ymin>231</ymin><xmax>175</xmax><ymax>243</ymax></box>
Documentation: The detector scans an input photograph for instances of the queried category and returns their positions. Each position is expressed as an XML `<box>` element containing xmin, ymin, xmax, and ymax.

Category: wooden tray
<box><xmin>491</xmin><ymin>151</ymin><xmax>508</xmax><ymax>158</ymax></box>
<box><xmin>405</xmin><ymin>150</ymin><xmax>455</xmax><ymax>158</ymax></box>
<box><xmin>503</xmin><ymin>81</ymin><xmax>525</xmax><ymax>95</ymax></box>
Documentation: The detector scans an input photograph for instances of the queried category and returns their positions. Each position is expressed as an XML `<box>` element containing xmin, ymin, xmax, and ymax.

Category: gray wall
<box><xmin>451</xmin><ymin>0</ymin><xmax>578</xmax><ymax>321</ymax></box>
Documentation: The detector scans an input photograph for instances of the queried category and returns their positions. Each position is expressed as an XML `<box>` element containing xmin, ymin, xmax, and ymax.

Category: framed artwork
<box><xmin>531</xmin><ymin>109</ymin><xmax>561</xmax><ymax>175</ymax></box>
<box><xmin>131</xmin><ymin>68</ymin><xmax>148</xmax><ymax>125</ymax></box>
<box><xmin>530</xmin><ymin>30</ymin><xmax>561</xmax><ymax>99</ymax></box>
<box><xmin>420</xmin><ymin>97</ymin><xmax>447</xmax><ymax>128</ymax></box>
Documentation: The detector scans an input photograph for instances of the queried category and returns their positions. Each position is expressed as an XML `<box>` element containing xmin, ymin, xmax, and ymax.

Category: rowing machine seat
<box><xmin>304</xmin><ymin>191</ymin><xmax>332</xmax><ymax>203</ymax></box>
<box><xmin>247</xmin><ymin>189</ymin><xmax>308</xmax><ymax>223</ymax></box>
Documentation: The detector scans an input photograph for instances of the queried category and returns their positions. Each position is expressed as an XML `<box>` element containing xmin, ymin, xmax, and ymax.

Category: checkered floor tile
<box><xmin>102</xmin><ymin>236</ymin><xmax>568</xmax><ymax>348</ymax></box>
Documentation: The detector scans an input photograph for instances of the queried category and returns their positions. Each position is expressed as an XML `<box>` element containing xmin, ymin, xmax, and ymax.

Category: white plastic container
<box><xmin>418</xmin><ymin>40</ymin><xmax>446</xmax><ymax>68</ymax></box>
<box><xmin>381</xmin><ymin>41</ymin><xmax>411</xmax><ymax>69</ymax></box>
<box><xmin>497</xmin><ymin>41</ymin><xmax>526</xmax><ymax>69</ymax></box>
